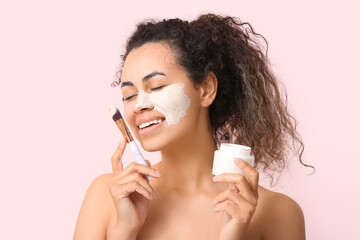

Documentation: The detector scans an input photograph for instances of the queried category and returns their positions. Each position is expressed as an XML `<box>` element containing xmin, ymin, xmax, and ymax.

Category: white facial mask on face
<box><xmin>135</xmin><ymin>82</ymin><xmax>191</xmax><ymax>125</ymax></box>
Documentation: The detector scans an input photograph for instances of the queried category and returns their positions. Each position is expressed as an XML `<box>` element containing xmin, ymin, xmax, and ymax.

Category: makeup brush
<box><xmin>109</xmin><ymin>105</ymin><xmax>152</xmax><ymax>181</ymax></box>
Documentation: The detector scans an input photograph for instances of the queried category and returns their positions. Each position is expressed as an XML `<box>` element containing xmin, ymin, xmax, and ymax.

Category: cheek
<box><xmin>150</xmin><ymin>82</ymin><xmax>191</xmax><ymax>125</ymax></box>
<box><xmin>123</xmin><ymin>103</ymin><xmax>136</xmax><ymax>128</ymax></box>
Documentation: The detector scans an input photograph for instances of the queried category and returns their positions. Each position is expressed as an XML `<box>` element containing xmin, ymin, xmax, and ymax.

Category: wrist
<box><xmin>107</xmin><ymin>223</ymin><xmax>138</xmax><ymax>240</ymax></box>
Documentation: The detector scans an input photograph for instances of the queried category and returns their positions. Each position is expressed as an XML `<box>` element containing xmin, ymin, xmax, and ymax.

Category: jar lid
<box><xmin>220</xmin><ymin>143</ymin><xmax>251</xmax><ymax>156</ymax></box>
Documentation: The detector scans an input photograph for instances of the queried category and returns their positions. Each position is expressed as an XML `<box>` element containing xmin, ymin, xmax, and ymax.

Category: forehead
<box><xmin>121</xmin><ymin>42</ymin><xmax>180</xmax><ymax>80</ymax></box>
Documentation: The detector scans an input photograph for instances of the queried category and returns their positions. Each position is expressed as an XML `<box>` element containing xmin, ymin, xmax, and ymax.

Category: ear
<box><xmin>199</xmin><ymin>72</ymin><xmax>218</xmax><ymax>107</ymax></box>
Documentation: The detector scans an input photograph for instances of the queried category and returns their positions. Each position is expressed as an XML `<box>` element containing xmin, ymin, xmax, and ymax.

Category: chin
<box><xmin>138</xmin><ymin>134</ymin><xmax>173</xmax><ymax>152</ymax></box>
<box><xmin>140</xmin><ymin>143</ymin><xmax>162</xmax><ymax>152</ymax></box>
<box><xmin>137</xmin><ymin>127</ymin><xmax>188</xmax><ymax>152</ymax></box>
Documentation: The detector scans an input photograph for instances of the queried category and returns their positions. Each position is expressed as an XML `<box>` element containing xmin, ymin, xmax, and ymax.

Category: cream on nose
<box><xmin>135</xmin><ymin>90</ymin><xmax>154</xmax><ymax>111</ymax></box>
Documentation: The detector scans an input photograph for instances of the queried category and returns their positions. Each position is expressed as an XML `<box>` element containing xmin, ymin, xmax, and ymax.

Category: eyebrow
<box><xmin>120</xmin><ymin>71</ymin><xmax>166</xmax><ymax>88</ymax></box>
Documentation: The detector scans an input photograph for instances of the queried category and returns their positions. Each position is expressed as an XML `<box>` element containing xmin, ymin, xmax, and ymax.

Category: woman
<box><xmin>74</xmin><ymin>13</ymin><xmax>309</xmax><ymax>240</ymax></box>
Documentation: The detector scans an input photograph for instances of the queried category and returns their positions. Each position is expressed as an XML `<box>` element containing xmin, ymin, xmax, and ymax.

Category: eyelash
<box><xmin>122</xmin><ymin>95</ymin><xmax>135</xmax><ymax>102</ymax></box>
<box><xmin>122</xmin><ymin>86</ymin><xmax>164</xmax><ymax>102</ymax></box>
<box><xmin>151</xmin><ymin>86</ymin><xmax>164</xmax><ymax>91</ymax></box>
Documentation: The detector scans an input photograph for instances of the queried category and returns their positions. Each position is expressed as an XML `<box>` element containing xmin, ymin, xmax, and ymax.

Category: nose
<box><xmin>134</xmin><ymin>90</ymin><xmax>154</xmax><ymax>113</ymax></box>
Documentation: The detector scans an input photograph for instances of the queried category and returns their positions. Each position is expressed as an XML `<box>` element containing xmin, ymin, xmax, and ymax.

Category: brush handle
<box><xmin>128</xmin><ymin>141</ymin><xmax>152</xmax><ymax>181</ymax></box>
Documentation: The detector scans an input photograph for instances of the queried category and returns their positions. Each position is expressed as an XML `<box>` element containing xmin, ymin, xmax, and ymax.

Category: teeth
<box><xmin>138</xmin><ymin>119</ymin><xmax>162</xmax><ymax>129</ymax></box>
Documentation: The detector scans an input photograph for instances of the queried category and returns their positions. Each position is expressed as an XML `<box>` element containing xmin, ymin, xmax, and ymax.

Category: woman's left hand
<box><xmin>212</xmin><ymin>158</ymin><xmax>259</xmax><ymax>240</ymax></box>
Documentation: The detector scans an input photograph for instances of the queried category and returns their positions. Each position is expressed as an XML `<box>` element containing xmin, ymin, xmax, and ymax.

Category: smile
<box><xmin>138</xmin><ymin>119</ymin><xmax>163</xmax><ymax>129</ymax></box>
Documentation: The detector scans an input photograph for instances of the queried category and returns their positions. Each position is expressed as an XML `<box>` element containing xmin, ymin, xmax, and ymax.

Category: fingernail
<box><xmin>154</xmin><ymin>171</ymin><xmax>161</xmax><ymax>177</ymax></box>
<box><xmin>234</xmin><ymin>158</ymin><xmax>243</xmax><ymax>164</ymax></box>
<box><xmin>213</xmin><ymin>175</ymin><xmax>219</xmax><ymax>181</ymax></box>
<box><xmin>212</xmin><ymin>200</ymin><xmax>216</xmax><ymax>207</ymax></box>
<box><xmin>152</xmin><ymin>192</ymin><xmax>156</xmax><ymax>198</ymax></box>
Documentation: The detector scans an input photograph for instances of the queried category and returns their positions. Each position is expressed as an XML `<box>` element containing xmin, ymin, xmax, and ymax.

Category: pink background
<box><xmin>1</xmin><ymin>0</ymin><xmax>359</xmax><ymax>239</ymax></box>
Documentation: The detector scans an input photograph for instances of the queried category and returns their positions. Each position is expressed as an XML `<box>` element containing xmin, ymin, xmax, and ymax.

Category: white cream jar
<box><xmin>212</xmin><ymin>143</ymin><xmax>255</xmax><ymax>176</ymax></box>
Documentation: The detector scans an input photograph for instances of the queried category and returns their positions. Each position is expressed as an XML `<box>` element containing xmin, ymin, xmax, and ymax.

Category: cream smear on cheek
<box><xmin>135</xmin><ymin>82</ymin><xmax>191</xmax><ymax>125</ymax></box>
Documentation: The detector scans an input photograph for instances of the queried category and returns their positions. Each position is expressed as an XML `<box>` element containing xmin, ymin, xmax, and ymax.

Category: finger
<box><xmin>212</xmin><ymin>188</ymin><xmax>253</xmax><ymax>209</ymax></box>
<box><xmin>111</xmin><ymin>137</ymin><xmax>127</xmax><ymax>175</ymax></box>
<box><xmin>229</xmin><ymin>179</ymin><xmax>257</xmax><ymax>205</ymax></box>
<box><xmin>123</xmin><ymin>181</ymin><xmax>154</xmax><ymax>200</ymax></box>
<box><xmin>113</xmin><ymin>172</ymin><xmax>155</xmax><ymax>194</ymax></box>
<box><xmin>145</xmin><ymin>159</ymin><xmax>151</xmax><ymax>166</ymax></box>
<box><xmin>213</xmin><ymin>173</ymin><xmax>257</xmax><ymax>204</ymax></box>
<box><xmin>229</xmin><ymin>182</ymin><xmax>238</xmax><ymax>192</ymax></box>
<box><xmin>111</xmin><ymin>181</ymin><xmax>153</xmax><ymax>200</ymax></box>
<box><xmin>119</xmin><ymin>161</ymin><xmax>161</xmax><ymax>179</ymax></box>
<box><xmin>234</xmin><ymin>158</ymin><xmax>259</xmax><ymax>192</ymax></box>
<box><xmin>234</xmin><ymin>176</ymin><xmax>257</xmax><ymax>204</ymax></box>
<box><xmin>213</xmin><ymin>199</ymin><xmax>255</xmax><ymax>222</ymax></box>
<box><xmin>213</xmin><ymin>200</ymin><xmax>240</xmax><ymax>219</ymax></box>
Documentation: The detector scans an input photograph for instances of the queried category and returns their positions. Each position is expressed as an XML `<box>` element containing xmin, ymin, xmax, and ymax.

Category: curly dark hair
<box><xmin>112</xmin><ymin>13</ymin><xmax>315</xmax><ymax>183</ymax></box>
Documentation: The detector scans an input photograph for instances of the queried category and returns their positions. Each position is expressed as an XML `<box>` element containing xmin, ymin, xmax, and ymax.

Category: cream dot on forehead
<box><xmin>135</xmin><ymin>82</ymin><xmax>190</xmax><ymax>125</ymax></box>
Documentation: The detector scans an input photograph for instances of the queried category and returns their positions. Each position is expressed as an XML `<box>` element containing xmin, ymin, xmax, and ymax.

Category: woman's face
<box><xmin>120</xmin><ymin>42</ymin><xmax>203</xmax><ymax>151</ymax></box>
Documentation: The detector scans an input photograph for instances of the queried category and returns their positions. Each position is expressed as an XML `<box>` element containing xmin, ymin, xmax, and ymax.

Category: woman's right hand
<box><xmin>107</xmin><ymin>137</ymin><xmax>161</xmax><ymax>236</ymax></box>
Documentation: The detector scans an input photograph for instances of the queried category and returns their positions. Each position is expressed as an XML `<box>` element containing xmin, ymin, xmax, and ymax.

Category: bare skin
<box><xmin>74</xmin><ymin>170</ymin><xmax>305</xmax><ymax>240</ymax></box>
<box><xmin>73</xmin><ymin>42</ymin><xmax>306</xmax><ymax>240</ymax></box>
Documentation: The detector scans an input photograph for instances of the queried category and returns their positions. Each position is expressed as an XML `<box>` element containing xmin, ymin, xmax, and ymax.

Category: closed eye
<box><xmin>122</xmin><ymin>94</ymin><xmax>137</xmax><ymax>102</ymax></box>
<box><xmin>122</xmin><ymin>86</ymin><xmax>164</xmax><ymax>101</ymax></box>
<box><xmin>151</xmin><ymin>86</ymin><xmax>164</xmax><ymax>91</ymax></box>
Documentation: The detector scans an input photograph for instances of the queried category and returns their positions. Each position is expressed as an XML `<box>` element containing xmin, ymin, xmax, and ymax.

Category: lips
<box><xmin>137</xmin><ymin>117</ymin><xmax>166</xmax><ymax>136</ymax></box>
<box><xmin>135</xmin><ymin>116</ymin><xmax>167</xmax><ymax>136</ymax></box>
<box><xmin>138</xmin><ymin>119</ymin><xmax>162</xmax><ymax>129</ymax></box>
<box><xmin>136</xmin><ymin>116</ymin><xmax>166</xmax><ymax>128</ymax></box>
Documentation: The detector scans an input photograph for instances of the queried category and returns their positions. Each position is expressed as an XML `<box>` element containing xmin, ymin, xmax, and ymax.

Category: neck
<box><xmin>156</xmin><ymin>124</ymin><xmax>218</xmax><ymax>194</ymax></box>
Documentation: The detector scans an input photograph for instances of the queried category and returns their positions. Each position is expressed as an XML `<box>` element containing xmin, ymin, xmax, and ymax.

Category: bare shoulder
<box><xmin>73</xmin><ymin>173</ymin><xmax>114</xmax><ymax>240</ymax></box>
<box><xmin>257</xmin><ymin>186</ymin><xmax>306</xmax><ymax>240</ymax></box>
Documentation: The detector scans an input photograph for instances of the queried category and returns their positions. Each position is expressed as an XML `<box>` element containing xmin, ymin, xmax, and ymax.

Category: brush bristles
<box><xmin>109</xmin><ymin>105</ymin><xmax>123</xmax><ymax>121</ymax></box>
